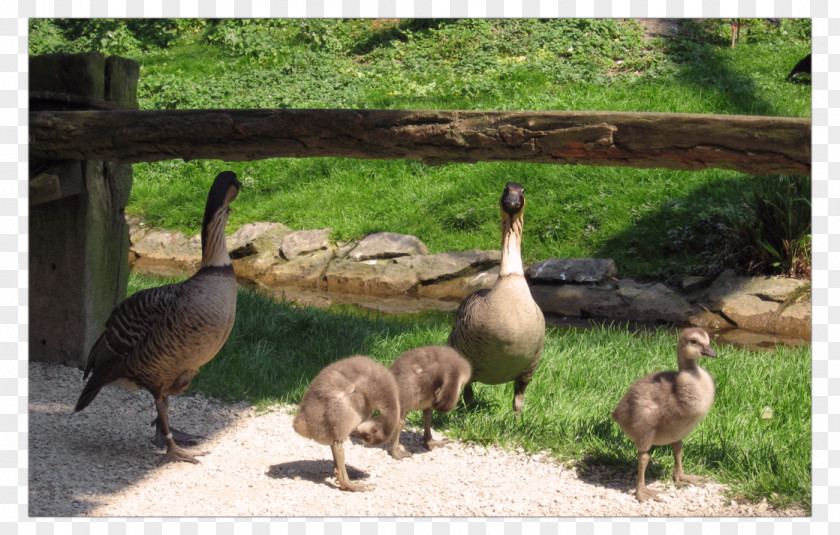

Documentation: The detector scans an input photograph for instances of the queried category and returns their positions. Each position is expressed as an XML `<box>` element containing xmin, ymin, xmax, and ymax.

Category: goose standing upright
<box><xmin>293</xmin><ymin>355</ymin><xmax>400</xmax><ymax>492</ymax></box>
<box><xmin>447</xmin><ymin>182</ymin><xmax>545</xmax><ymax>415</ymax></box>
<box><xmin>611</xmin><ymin>327</ymin><xmax>718</xmax><ymax>502</ymax></box>
<box><xmin>75</xmin><ymin>171</ymin><xmax>241</xmax><ymax>464</ymax></box>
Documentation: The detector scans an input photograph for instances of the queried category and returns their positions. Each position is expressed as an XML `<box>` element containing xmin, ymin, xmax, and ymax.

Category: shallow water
<box><xmin>248</xmin><ymin>281</ymin><xmax>810</xmax><ymax>353</ymax></box>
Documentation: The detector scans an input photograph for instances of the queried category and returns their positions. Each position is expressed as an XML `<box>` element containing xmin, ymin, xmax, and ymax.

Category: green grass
<box><xmin>45</xmin><ymin>19</ymin><xmax>812</xmax><ymax>511</ymax></box>
<box><xmin>128</xmin><ymin>273</ymin><xmax>812</xmax><ymax>511</ymax></box>
<box><xmin>31</xmin><ymin>18</ymin><xmax>812</xmax><ymax>281</ymax></box>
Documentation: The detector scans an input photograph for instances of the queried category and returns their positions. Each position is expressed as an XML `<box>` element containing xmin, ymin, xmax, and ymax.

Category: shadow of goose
<box><xmin>267</xmin><ymin>459</ymin><xmax>371</xmax><ymax>490</ymax></box>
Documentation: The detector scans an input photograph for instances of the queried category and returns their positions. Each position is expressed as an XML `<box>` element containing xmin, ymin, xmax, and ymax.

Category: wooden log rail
<box><xmin>30</xmin><ymin>108</ymin><xmax>810</xmax><ymax>176</ymax></box>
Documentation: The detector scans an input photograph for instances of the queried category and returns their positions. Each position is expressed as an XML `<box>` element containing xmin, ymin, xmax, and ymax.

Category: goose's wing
<box><xmin>446</xmin><ymin>288</ymin><xmax>490</xmax><ymax>347</ymax></box>
<box><xmin>83</xmin><ymin>283</ymin><xmax>182</xmax><ymax>376</ymax></box>
<box><xmin>75</xmin><ymin>282</ymin><xmax>182</xmax><ymax>411</ymax></box>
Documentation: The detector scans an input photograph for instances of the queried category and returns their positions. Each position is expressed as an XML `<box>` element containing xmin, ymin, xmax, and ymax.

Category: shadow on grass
<box><xmin>190</xmin><ymin>288</ymin><xmax>418</xmax><ymax>405</ymax></box>
<box><xmin>348</xmin><ymin>19</ymin><xmax>451</xmax><ymax>57</ymax></box>
<box><xmin>658</xmin><ymin>19</ymin><xmax>797</xmax><ymax>116</ymax></box>
<box><xmin>590</xmin><ymin>173</ymin><xmax>746</xmax><ymax>282</ymax></box>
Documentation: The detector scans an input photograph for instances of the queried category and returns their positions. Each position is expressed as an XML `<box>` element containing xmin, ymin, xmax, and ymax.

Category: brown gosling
<box><xmin>385</xmin><ymin>345</ymin><xmax>472</xmax><ymax>460</ymax></box>
<box><xmin>447</xmin><ymin>182</ymin><xmax>545</xmax><ymax>415</ymax></box>
<box><xmin>611</xmin><ymin>327</ymin><xmax>718</xmax><ymax>502</ymax></box>
<box><xmin>292</xmin><ymin>355</ymin><xmax>400</xmax><ymax>492</ymax></box>
<box><xmin>74</xmin><ymin>171</ymin><xmax>241</xmax><ymax>464</ymax></box>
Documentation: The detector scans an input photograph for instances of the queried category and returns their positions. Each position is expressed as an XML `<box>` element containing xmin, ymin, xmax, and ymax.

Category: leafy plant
<box><xmin>721</xmin><ymin>175</ymin><xmax>811</xmax><ymax>278</ymax></box>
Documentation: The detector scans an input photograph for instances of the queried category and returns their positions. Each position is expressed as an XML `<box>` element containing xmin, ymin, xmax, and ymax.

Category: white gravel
<box><xmin>28</xmin><ymin>361</ymin><xmax>806</xmax><ymax>518</ymax></box>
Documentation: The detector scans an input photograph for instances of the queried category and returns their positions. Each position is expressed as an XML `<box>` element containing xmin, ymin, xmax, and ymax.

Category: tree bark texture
<box><xmin>30</xmin><ymin>108</ymin><xmax>810</xmax><ymax>176</ymax></box>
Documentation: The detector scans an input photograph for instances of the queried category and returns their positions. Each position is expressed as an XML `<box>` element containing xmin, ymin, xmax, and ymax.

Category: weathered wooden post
<box><xmin>29</xmin><ymin>52</ymin><xmax>138</xmax><ymax>366</ymax></box>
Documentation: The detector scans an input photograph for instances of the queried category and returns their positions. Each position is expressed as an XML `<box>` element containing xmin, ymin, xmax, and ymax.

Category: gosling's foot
<box><xmin>636</xmin><ymin>485</ymin><xmax>665</xmax><ymax>502</ymax></box>
<box><xmin>338</xmin><ymin>480</ymin><xmax>374</xmax><ymax>492</ymax></box>
<box><xmin>423</xmin><ymin>438</ymin><xmax>451</xmax><ymax>451</ymax></box>
<box><xmin>159</xmin><ymin>445</ymin><xmax>208</xmax><ymax>465</ymax></box>
<box><xmin>389</xmin><ymin>445</ymin><xmax>413</xmax><ymax>460</ymax></box>
<box><xmin>674</xmin><ymin>473</ymin><xmax>706</xmax><ymax>486</ymax></box>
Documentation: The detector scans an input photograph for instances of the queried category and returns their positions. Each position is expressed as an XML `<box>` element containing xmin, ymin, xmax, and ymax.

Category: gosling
<box><xmin>292</xmin><ymin>355</ymin><xmax>399</xmax><ymax>492</ymax></box>
<box><xmin>386</xmin><ymin>346</ymin><xmax>472</xmax><ymax>460</ymax></box>
<box><xmin>611</xmin><ymin>327</ymin><xmax>717</xmax><ymax>502</ymax></box>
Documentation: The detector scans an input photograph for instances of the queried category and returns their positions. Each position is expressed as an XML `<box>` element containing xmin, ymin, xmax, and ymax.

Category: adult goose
<box><xmin>611</xmin><ymin>327</ymin><xmax>717</xmax><ymax>502</ymax></box>
<box><xmin>75</xmin><ymin>171</ymin><xmax>241</xmax><ymax>464</ymax></box>
<box><xmin>293</xmin><ymin>355</ymin><xmax>400</xmax><ymax>492</ymax></box>
<box><xmin>447</xmin><ymin>182</ymin><xmax>545</xmax><ymax>415</ymax></box>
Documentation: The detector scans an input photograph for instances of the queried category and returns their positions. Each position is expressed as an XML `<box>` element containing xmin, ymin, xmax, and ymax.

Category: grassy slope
<box><xmin>115</xmin><ymin>18</ymin><xmax>811</xmax><ymax>281</ymax></box>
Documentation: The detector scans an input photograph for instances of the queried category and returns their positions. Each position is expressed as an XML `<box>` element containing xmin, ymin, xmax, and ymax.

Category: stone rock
<box><xmin>395</xmin><ymin>249</ymin><xmax>500</xmax><ymax>283</ymax></box>
<box><xmin>770</xmin><ymin>300</ymin><xmax>811</xmax><ymax>338</ymax></box>
<box><xmin>265</xmin><ymin>249</ymin><xmax>335</xmax><ymax>289</ymax></box>
<box><xmin>531</xmin><ymin>279</ymin><xmax>727</xmax><ymax>327</ymax></box>
<box><xmin>348</xmin><ymin>232</ymin><xmax>429</xmax><ymax>261</ymax></box>
<box><xmin>127</xmin><ymin>215</ymin><xmax>151</xmax><ymax>244</ymax></box>
<box><xmin>698</xmin><ymin>269</ymin><xmax>811</xmax><ymax>334</ymax></box>
<box><xmin>680</xmin><ymin>276</ymin><xmax>712</xmax><ymax>292</ymax></box>
<box><xmin>715</xmin><ymin>326</ymin><xmax>809</xmax><ymax>351</ymax></box>
<box><xmin>418</xmin><ymin>266</ymin><xmax>500</xmax><ymax>301</ymax></box>
<box><xmin>527</xmin><ymin>258</ymin><xmax>617</xmax><ymax>284</ymax></box>
<box><xmin>335</xmin><ymin>241</ymin><xmax>356</xmax><ymax>259</ymax></box>
<box><xmin>701</xmin><ymin>269</ymin><xmax>810</xmax><ymax>305</ymax></box>
<box><xmin>232</xmin><ymin>250</ymin><xmax>280</xmax><ymax>281</ymax></box>
<box><xmin>325</xmin><ymin>258</ymin><xmax>418</xmax><ymax>296</ymax></box>
<box><xmin>124</xmin><ymin>221</ymin><xmax>811</xmax><ymax>339</ymax></box>
<box><xmin>130</xmin><ymin>229</ymin><xmax>201</xmax><ymax>269</ymax></box>
<box><xmin>531</xmin><ymin>284</ymin><xmax>620</xmax><ymax>317</ymax></box>
<box><xmin>612</xmin><ymin>280</ymin><xmax>727</xmax><ymax>326</ymax></box>
<box><xmin>227</xmin><ymin>222</ymin><xmax>291</xmax><ymax>259</ymax></box>
<box><xmin>279</xmin><ymin>229</ymin><xmax>331</xmax><ymax>260</ymax></box>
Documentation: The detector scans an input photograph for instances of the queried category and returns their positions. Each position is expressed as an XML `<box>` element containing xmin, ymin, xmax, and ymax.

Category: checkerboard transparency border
<box><xmin>4</xmin><ymin>0</ymin><xmax>831</xmax><ymax>533</ymax></box>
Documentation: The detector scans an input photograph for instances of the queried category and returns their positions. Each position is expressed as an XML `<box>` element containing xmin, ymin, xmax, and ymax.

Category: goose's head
<box><xmin>201</xmin><ymin>171</ymin><xmax>242</xmax><ymax>251</ymax></box>
<box><xmin>501</xmin><ymin>182</ymin><xmax>526</xmax><ymax>216</ymax></box>
<box><xmin>678</xmin><ymin>328</ymin><xmax>717</xmax><ymax>361</ymax></box>
<box><xmin>203</xmin><ymin>170</ymin><xmax>241</xmax><ymax>222</ymax></box>
<box><xmin>206</xmin><ymin>171</ymin><xmax>242</xmax><ymax>211</ymax></box>
<box><xmin>350</xmin><ymin>417</ymin><xmax>391</xmax><ymax>447</ymax></box>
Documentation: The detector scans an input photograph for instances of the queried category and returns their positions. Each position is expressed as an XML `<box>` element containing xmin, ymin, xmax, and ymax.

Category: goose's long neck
<box><xmin>499</xmin><ymin>211</ymin><xmax>524</xmax><ymax>277</ymax></box>
<box><xmin>200</xmin><ymin>207</ymin><xmax>231</xmax><ymax>268</ymax></box>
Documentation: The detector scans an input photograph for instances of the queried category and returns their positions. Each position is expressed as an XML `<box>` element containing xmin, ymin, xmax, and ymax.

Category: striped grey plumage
<box><xmin>75</xmin><ymin>171</ymin><xmax>241</xmax><ymax>464</ymax></box>
<box><xmin>76</xmin><ymin>267</ymin><xmax>236</xmax><ymax>403</ymax></box>
<box><xmin>447</xmin><ymin>182</ymin><xmax>545</xmax><ymax>414</ymax></box>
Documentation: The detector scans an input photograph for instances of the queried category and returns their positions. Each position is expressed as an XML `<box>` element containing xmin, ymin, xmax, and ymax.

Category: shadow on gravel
<box><xmin>267</xmin><ymin>459</ymin><xmax>371</xmax><ymax>490</ymax></box>
<box><xmin>28</xmin><ymin>363</ymin><xmax>252</xmax><ymax>516</ymax></box>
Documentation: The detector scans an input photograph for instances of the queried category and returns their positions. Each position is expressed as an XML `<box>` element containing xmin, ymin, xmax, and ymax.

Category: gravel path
<box><xmin>29</xmin><ymin>361</ymin><xmax>806</xmax><ymax>518</ymax></box>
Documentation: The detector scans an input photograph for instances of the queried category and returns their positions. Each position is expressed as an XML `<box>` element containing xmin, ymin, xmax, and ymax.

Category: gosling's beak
<box><xmin>702</xmin><ymin>345</ymin><xmax>717</xmax><ymax>358</ymax></box>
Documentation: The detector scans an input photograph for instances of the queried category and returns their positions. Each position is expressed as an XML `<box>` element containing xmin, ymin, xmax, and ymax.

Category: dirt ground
<box><xmin>28</xmin><ymin>361</ymin><xmax>807</xmax><ymax>518</ymax></box>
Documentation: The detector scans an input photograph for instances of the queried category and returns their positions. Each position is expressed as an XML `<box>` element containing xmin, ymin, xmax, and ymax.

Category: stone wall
<box><xmin>127</xmin><ymin>220</ymin><xmax>811</xmax><ymax>340</ymax></box>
